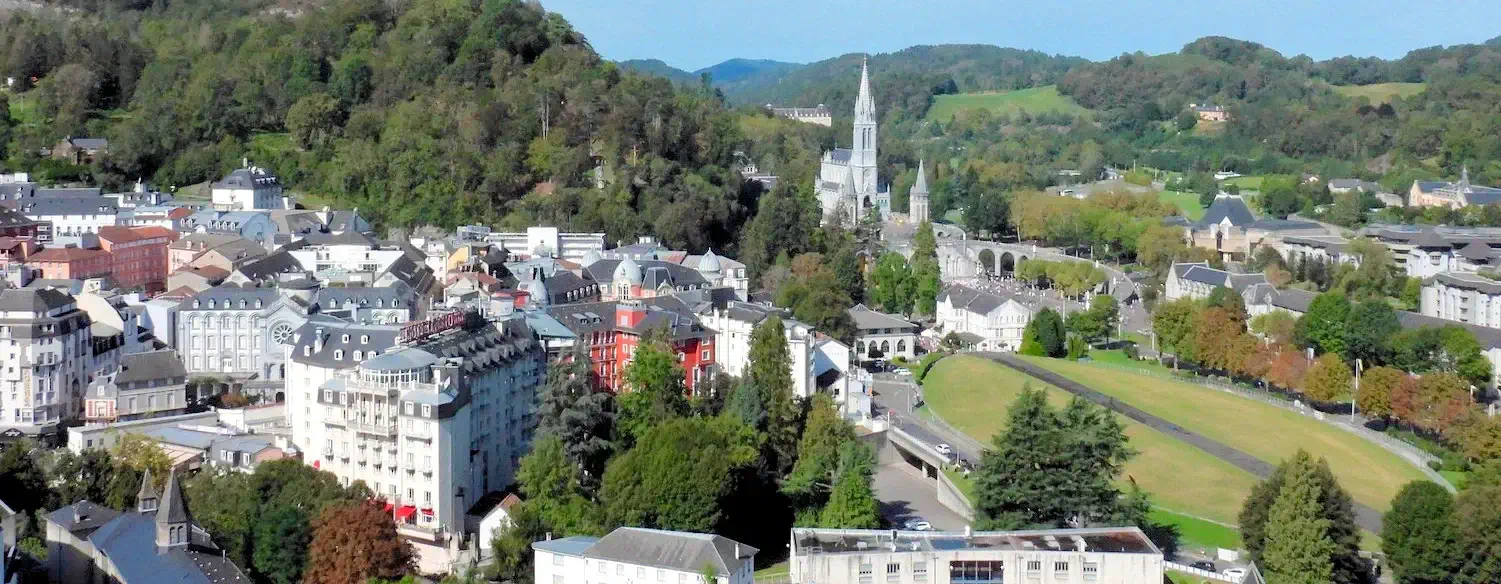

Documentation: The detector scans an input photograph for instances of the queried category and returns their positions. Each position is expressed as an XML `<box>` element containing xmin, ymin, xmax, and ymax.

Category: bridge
<box><xmin>890</xmin><ymin>236</ymin><xmax>1139</xmax><ymax>299</ymax></box>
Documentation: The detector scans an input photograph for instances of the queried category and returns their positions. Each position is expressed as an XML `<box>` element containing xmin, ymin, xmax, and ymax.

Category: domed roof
<box><xmin>699</xmin><ymin>248</ymin><xmax>722</xmax><ymax>273</ymax></box>
<box><xmin>581</xmin><ymin>249</ymin><xmax>602</xmax><ymax>266</ymax></box>
<box><xmin>614</xmin><ymin>258</ymin><xmax>643</xmax><ymax>284</ymax></box>
<box><xmin>522</xmin><ymin>278</ymin><xmax>548</xmax><ymax>303</ymax></box>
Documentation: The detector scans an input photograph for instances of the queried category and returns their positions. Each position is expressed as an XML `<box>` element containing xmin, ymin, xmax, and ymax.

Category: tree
<box><xmin>1454</xmin><ymin>474</ymin><xmax>1501</xmax><ymax>584</ymax></box>
<box><xmin>1327</xmin><ymin>192</ymin><xmax>1366</xmax><ymax>227</ymax></box>
<box><xmin>184</xmin><ymin>470</ymin><xmax>258</xmax><ymax>571</ymax></box>
<box><xmin>1239</xmin><ymin>451</ymin><xmax>1367</xmax><ymax>584</ymax></box>
<box><xmin>910</xmin><ymin>222</ymin><xmax>942</xmax><ymax>316</ymax></box>
<box><xmin>1264</xmin><ymin>346</ymin><xmax>1311</xmax><ymax>390</ymax></box>
<box><xmin>869</xmin><ymin>252</ymin><xmax>914</xmax><ymax>314</ymax></box>
<box><xmin>537</xmin><ymin>346</ymin><xmax>614</xmax><ymax>484</ymax></box>
<box><xmin>286</xmin><ymin>92</ymin><xmax>342</xmax><ymax>149</ymax></box>
<box><xmin>303</xmin><ymin>502</ymin><xmax>414</xmax><ymax>584</ymax></box>
<box><xmin>1355</xmin><ymin>366</ymin><xmax>1404</xmax><ymax>419</ymax></box>
<box><xmin>1344</xmin><ymin>301</ymin><xmax>1400</xmax><ymax>365</ymax></box>
<box><xmin>1399</xmin><ymin>372</ymin><xmax>1473</xmax><ymax>434</ymax></box>
<box><xmin>749</xmin><ymin>316</ymin><xmax>800</xmax><ymax>476</ymax></box>
<box><xmin>973</xmin><ymin>386</ymin><xmax>1134</xmax><ymax>529</ymax></box>
<box><xmin>516</xmin><ymin>435</ymin><xmax>600</xmax><ymax>536</ymax></box>
<box><xmin>783</xmin><ymin>394</ymin><xmax>856</xmax><ymax>509</ymax></box>
<box><xmin>1068</xmin><ymin>295</ymin><xmax>1119</xmax><ymax>344</ymax></box>
<box><xmin>601</xmin><ymin>416</ymin><xmax>758</xmax><ymax>533</ymax></box>
<box><xmin>1205</xmin><ymin>286</ymin><xmax>1248</xmax><ymax>323</ymax></box>
<box><xmin>0</xmin><ymin>441</ymin><xmax>49</xmax><ymax>516</ymax></box>
<box><xmin>51</xmin><ymin>449</ymin><xmax>117</xmax><ymax>508</ymax></box>
<box><xmin>1302</xmin><ymin>353</ymin><xmax>1352</xmax><ymax>402</ymax></box>
<box><xmin>1296</xmin><ymin>292</ymin><xmax>1351</xmax><ymax>356</ymax></box>
<box><xmin>1261</xmin><ymin>178</ymin><xmax>1303</xmax><ymax>219</ymax></box>
<box><xmin>1021</xmin><ymin>308</ymin><xmax>1067</xmax><ymax>358</ymax></box>
<box><xmin>252</xmin><ymin>502</ymin><xmax>312</xmax><ymax>584</ymax></box>
<box><xmin>1153</xmin><ymin>297</ymin><xmax>1199</xmax><ymax>367</ymax></box>
<box><xmin>1250</xmin><ymin>311</ymin><xmax>1297</xmax><ymax>346</ymax></box>
<box><xmin>817</xmin><ymin>442</ymin><xmax>880</xmax><ymax>528</ymax></box>
<box><xmin>1175</xmin><ymin>109</ymin><xmax>1198</xmax><ymax>132</ymax></box>
<box><xmin>1382</xmin><ymin>481</ymin><xmax>1462</xmax><ymax>584</ymax></box>
<box><xmin>617</xmin><ymin>338</ymin><xmax>689</xmax><ymax>447</ymax></box>
<box><xmin>1192</xmin><ymin>307</ymin><xmax>1250</xmax><ymax>373</ymax></box>
<box><xmin>1261</xmin><ymin>454</ymin><xmax>1338</xmax><ymax>584</ymax></box>
<box><xmin>489</xmin><ymin>502</ymin><xmax>547</xmax><ymax>584</ymax></box>
<box><xmin>722</xmin><ymin>381</ymin><xmax>767</xmax><ymax>429</ymax></box>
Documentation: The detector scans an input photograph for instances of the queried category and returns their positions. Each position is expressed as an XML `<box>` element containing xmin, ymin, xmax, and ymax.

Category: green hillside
<box><xmin>1332</xmin><ymin>82</ymin><xmax>1427</xmax><ymax>103</ymax></box>
<box><xmin>925</xmin><ymin>85</ymin><xmax>1088</xmax><ymax>121</ymax></box>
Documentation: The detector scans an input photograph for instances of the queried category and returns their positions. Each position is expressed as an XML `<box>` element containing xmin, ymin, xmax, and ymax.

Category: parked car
<box><xmin>1190</xmin><ymin>561</ymin><xmax>1216</xmax><ymax>572</ymax></box>
<box><xmin>1222</xmin><ymin>568</ymin><xmax>1247</xmax><ymax>581</ymax></box>
<box><xmin>894</xmin><ymin>368</ymin><xmax>912</xmax><ymax>377</ymax></box>
<box><xmin>903</xmin><ymin>519</ymin><xmax>933</xmax><ymax>531</ymax></box>
<box><xmin>934</xmin><ymin>443</ymin><xmax>953</xmax><ymax>456</ymax></box>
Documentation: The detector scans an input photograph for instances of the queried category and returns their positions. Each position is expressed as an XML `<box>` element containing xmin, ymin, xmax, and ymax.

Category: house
<box><xmin>582</xmin><ymin>257</ymin><xmax>714</xmax><ymax>302</ymax></box>
<box><xmin>1328</xmin><ymin>178</ymin><xmax>1400</xmax><ymax>206</ymax></box>
<box><xmin>45</xmin><ymin>470</ymin><xmax>250</xmax><ymax>584</ymax></box>
<box><xmin>13</xmin><ymin>197</ymin><xmax>118</xmax><ymax>244</ymax></box>
<box><xmin>1190</xmin><ymin>103</ymin><xmax>1229</xmax><ymax>122</ymax></box>
<box><xmin>935</xmin><ymin>283</ymin><xmax>1035</xmax><ymax>352</ymax></box>
<box><xmin>141</xmin><ymin>425</ymin><xmax>290</xmax><ymax>473</ymax></box>
<box><xmin>770</xmin><ymin>104</ymin><xmax>833</xmax><ymax>126</ymax></box>
<box><xmin>168</xmin><ymin>233</ymin><xmax>261</xmax><ymax>272</ymax></box>
<box><xmin>211</xmin><ymin>164</ymin><xmax>286</xmax><ymax>211</ymax></box>
<box><xmin>1163</xmin><ymin>262</ymin><xmax>1268</xmax><ymax>302</ymax></box>
<box><xmin>84</xmin><ymin>350</ymin><xmax>188</xmax><ymax>424</ymax></box>
<box><xmin>1275</xmin><ymin>235</ymin><xmax>1357</xmax><ymax>268</ymax></box>
<box><xmin>848</xmin><ymin>304</ymin><xmax>919</xmax><ymax>363</ymax></box>
<box><xmin>1181</xmin><ymin>194</ymin><xmax>1325</xmax><ymax>260</ymax></box>
<box><xmin>97</xmin><ymin>226</ymin><xmax>178</xmax><ymax>292</ymax></box>
<box><xmin>181</xmin><ymin>211</ymin><xmax>274</xmax><ymax>243</ymax></box>
<box><xmin>26</xmin><ymin>246</ymin><xmax>112</xmax><ymax>281</ymax></box>
<box><xmin>549</xmin><ymin>299</ymin><xmax>717</xmax><ymax>394</ymax></box>
<box><xmin>701</xmin><ymin>301</ymin><xmax>817</xmax><ymax>398</ymax></box>
<box><xmin>482</xmin><ymin>226</ymin><xmax>606</xmax><ymax>262</ymax></box>
<box><xmin>0</xmin><ymin>207</ymin><xmax>44</xmax><ymax>239</ymax></box>
<box><xmin>51</xmin><ymin>137</ymin><xmax>109</xmax><ymax>165</ymax></box>
<box><xmin>789</xmin><ymin>527</ymin><xmax>1162</xmax><ymax>584</ymax></box>
<box><xmin>470</xmin><ymin>491</ymin><xmax>522</xmax><ymax>560</ymax></box>
<box><xmin>1409</xmin><ymin>167</ymin><xmax>1501</xmax><ymax>209</ymax></box>
<box><xmin>534</xmin><ymin>527</ymin><xmax>757</xmax><ymax>584</ymax></box>
<box><xmin>1421</xmin><ymin>272</ymin><xmax>1501</xmax><ymax>329</ymax></box>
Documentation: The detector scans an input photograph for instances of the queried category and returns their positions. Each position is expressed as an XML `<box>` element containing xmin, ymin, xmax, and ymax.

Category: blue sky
<box><xmin>541</xmin><ymin>0</ymin><xmax>1501</xmax><ymax>71</ymax></box>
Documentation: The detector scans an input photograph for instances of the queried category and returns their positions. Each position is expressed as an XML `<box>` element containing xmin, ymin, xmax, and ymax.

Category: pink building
<box><xmin>98</xmin><ymin>225</ymin><xmax>178</xmax><ymax>292</ymax></box>
<box><xmin>27</xmin><ymin>246</ymin><xmax>112</xmax><ymax>280</ymax></box>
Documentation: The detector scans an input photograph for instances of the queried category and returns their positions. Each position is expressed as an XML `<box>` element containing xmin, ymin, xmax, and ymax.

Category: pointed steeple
<box><xmin>155</xmin><ymin>469</ymin><xmax>192</xmax><ymax>548</ymax></box>
<box><xmin>136</xmin><ymin>468</ymin><xmax>159</xmax><ymax>513</ymax></box>
<box><xmin>912</xmin><ymin>160</ymin><xmax>929</xmax><ymax>194</ymax></box>
<box><xmin>841</xmin><ymin>164</ymin><xmax>856</xmax><ymax>197</ymax></box>
<box><xmin>854</xmin><ymin>57</ymin><xmax>875</xmax><ymax>124</ymax></box>
<box><xmin>1460</xmin><ymin>165</ymin><xmax>1472</xmax><ymax>192</ymax></box>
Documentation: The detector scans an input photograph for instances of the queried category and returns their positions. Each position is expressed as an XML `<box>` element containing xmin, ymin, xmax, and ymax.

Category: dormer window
<box><xmin>361</xmin><ymin>335</ymin><xmax>369</xmax><ymax>344</ymax></box>
<box><xmin>353</xmin><ymin>351</ymin><xmax>362</xmax><ymax>360</ymax></box>
<box><xmin>342</xmin><ymin>334</ymin><xmax>350</xmax><ymax>343</ymax></box>
<box><xmin>334</xmin><ymin>350</ymin><xmax>343</xmax><ymax>360</ymax></box>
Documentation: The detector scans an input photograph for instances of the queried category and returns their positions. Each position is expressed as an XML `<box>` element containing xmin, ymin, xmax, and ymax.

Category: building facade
<box><xmin>815</xmin><ymin>59</ymin><xmax>890</xmax><ymax>225</ymax></box>
<box><xmin>790</xmin><ymin>528</ymin><xmax>1163</xmax><ymax>584</ymax></box>
<box><xmin>97</xmin><ymin>226</ymin><xmax>178</xmax><ymax>291</ymax></box>
<box><xmin>212</xmin><ymin>165</ymin><xmax>285</xmax><ymax>211</ymax></box>
<box><xmin>549</xmin><ymin>299</ymin><xmax>717</xmax><ymax>394</ymax></box>
<box><xmin>0</xmin><ymin>289</ymin><xmax>94</xmax><ymax>437</ymax></box>
<box><xmin>849</xmin><ymin>304</ymin><xmax>918</xmax><ymax>363</ymax></box>
<box><xmin>1163</xmin><ymin>263</ymin><xmax>1268</xmax><ymax>303</ymax></box>
<box><xmin>1408</xmin><ymin>167</ymin><xmax>1501</xmax><ymax>209</ymax></box>
<box><xmin>26</xmin><ymin>246</ymin><xmax>113</xmax><ymax>281</ymax></box>
<box><xmin>1421</xmin><ymin>272</ymin><xmax>1501</xmax><ymax>329</ymax></box>
<box><xmin>285</xmin><ymin>311</ymin><xmax>546</xmax><ymax>542</ymax></box>
<box><xmin>936</xmin><ymin>284</ymin><xmax>1035</xmax><ymax>352</ymax></box>
<box><xmin>83</xmin><ymin>350</ymin><xmax>188</xmax><ymax>424</ymax></box>
<box><xmin>702</xmin><ymin>302</ymin><xmax>816</xmax><ymax>398</ymax></box>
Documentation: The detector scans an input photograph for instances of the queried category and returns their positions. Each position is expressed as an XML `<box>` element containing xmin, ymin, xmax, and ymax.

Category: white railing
<box><xmin>1164</xmin><ymin>561</ymin><xmax>1241</xmax><ymax>583</ymax></box>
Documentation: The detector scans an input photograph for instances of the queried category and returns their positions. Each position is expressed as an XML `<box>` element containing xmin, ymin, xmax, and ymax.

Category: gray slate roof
<box><xmin>1425</xmin><ymin>272</ymin><xmax>1501</xmax><ymax>295</ymax></box>
<box><xmin>115</xmin><ymin>350</ymin><xmax>187</xmax><ymax>384</ymax></box>
<box><xmin>234</xmin><ymin>250</ymin><xmax>305</xmax><ymax>282</ymax></box>
<box><xmin>848</xmin><ymin>304</ymin><xmax>917</xmax><ymax>331</ymax></box>
<box><xmin>1196</xmin><ymin>195</ymin><xmax>1255</xmax><ymax>228</ymax></box>
<box><xmin>0</xmin><ymin>288</ymin><xmax>74</xmax><ymax>312</ymax></box>
<box><xmin>583</xmin><ymin>258</ymin><xmax>708</xmax><ymax>289</ymax></box>
<box><xmin>287</xmin><ymin>315</ymin><xmax>401</xmax><ymax>369</ymax></box>
<box><xmin>829</xmin><ymin>148</ymin><xmax>852</xmax><ymax>164</ymax></box>
<box><xmin>555</xmin><ymin>527</ymin><xmax>758</xmax><ymax>576</ymax></box>
<box><xmin>13</xmin><ymin>196</ymin><xmax>117</xmax><ymax>216</ymax></box>
<box><xmin>938</xmin><ymin>284</ymin><xmax>1014</xmax><ymax>315</ymax></box>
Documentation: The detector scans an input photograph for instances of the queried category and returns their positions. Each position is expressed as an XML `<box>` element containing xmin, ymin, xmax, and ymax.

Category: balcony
<box><xmin>421</xmin><ymin>466</ymin><xmax>433</xmax><ymax>476</ymax></box>
<box><xmin>349</xmin><ymin>419</ymin><xmax>398</xmax><ymax>436</ymax></box>
<box><xmin>405</xmin><ymin>426</ymin><xmax>434</xmax><ymax>441</ymax></box>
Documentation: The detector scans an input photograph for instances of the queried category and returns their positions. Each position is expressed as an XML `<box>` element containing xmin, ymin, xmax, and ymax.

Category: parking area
<box><xmin>872</xmin><ymin>462</ymin><xmax>970</xmax><ymax>532</ymax></box>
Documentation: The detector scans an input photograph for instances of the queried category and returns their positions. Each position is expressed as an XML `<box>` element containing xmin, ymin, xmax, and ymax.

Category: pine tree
<box><xmin>749</xmin><ymin>316</ymin><xmax>800</xmax><ymax>476</ymax></box>
<box><xmin>818</xmin><ymin>442</ymin><xmax>880</xmax><ymax>529</ymax></box>
<box><xmin>537</xmin><ymin>345</ymin><xmax>614</xmax><ymax>485</ymax></box>
<box><xmin>783</xmin><ymin>395</ymin><xmax>857</xmax><ymax>508</ymax></box>
<box><xmin>1382</xmin><ymin>481</ymin><xmax>1461</xmax><ymax>584</ymax></box>
<box><xmin>1262</xmin><ymin>456</ymin><xmax>1337</xmax><ymax>584</ymax></box>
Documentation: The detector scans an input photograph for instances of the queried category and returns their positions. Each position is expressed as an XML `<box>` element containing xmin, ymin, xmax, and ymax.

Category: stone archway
<box><xmin>998</xmin><ymin>251</ymin><xmax>1016</xmax><ymax>274</ymax></box>
<box><xmin>977</xmin><ymin>249</ymin><xmax>996</xmax><ymax>275</ymax></box>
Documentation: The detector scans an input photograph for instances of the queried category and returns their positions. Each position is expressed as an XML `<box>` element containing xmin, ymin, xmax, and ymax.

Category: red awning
<box><xmin>420</xmin><ymin>508</ymin><xmax>434</xmax><ymax>516</ymax></box>
<box><xmin>312</xmin><ymin>460</ymin><xmax>320</xmax><ymax>469</ymax></box>
<box><xmin>383</xmin><ymin>502</ymin><xmax>394</xmax><ymax>513</ymax></box>
<box><xmin>396</xmin><ymin>506</ymin><xmax>417</xmax><ymax>521</ymax></box>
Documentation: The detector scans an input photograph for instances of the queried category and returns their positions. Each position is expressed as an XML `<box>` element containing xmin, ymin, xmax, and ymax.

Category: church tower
<box><xmin>851</xmin><ymin>58</ymin><xmax>878</xmax><ymax>197</ymax></box>
<box><xmin>155</xmin><ymin>469</ymin><xmax>192</xmax><ymax>549</ymax></box>
<box><xmin>910</xmin><ymin>159</ymin><xmax>930</xmax><ymax>224</ymax></box>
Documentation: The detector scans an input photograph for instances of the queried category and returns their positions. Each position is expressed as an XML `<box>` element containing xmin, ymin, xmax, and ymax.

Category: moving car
<box><xmin>894</xmin><ymin>368</ymin><xmax>912</xmax><ymax>377</ymax></box>
<box><xmin>1222</xmin><ymin>568</ymin><xmax>1247</xmax><ymax>581</ymax></box>
<box><xmin>934</xmin><ymin>443</ymin><xmax>953</xmax><ymax>456</ymax></box>
<box><xmin>1190</xmin><ymin>561</ymin><xmax>1216</xmax><ymax>572</ymax></box>
<box><xmin>903</xmin><ymin>519</ymin><xmax>933</xmax><ymax>531</ymax></box>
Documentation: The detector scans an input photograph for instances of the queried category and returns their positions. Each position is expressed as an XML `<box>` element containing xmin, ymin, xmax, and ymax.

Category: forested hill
<box><xmin>618</xmin><ymin>57</ymin><xmax>805</xmax><ymax>94</ymax></box>
<box><xmin>0</xmin><ymin>0</ymin><xmax>769</xmax><ymax>253</ymax></box>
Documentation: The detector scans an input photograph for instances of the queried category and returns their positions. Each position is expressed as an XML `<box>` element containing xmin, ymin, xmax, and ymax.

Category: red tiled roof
<box><xmin>132</xmin><ymin>226</ymin><xmax>178</xmax><ymax>239</ymax></box>
<box><xmin>28</xmin><ymin>247</ymin><xmax>110</xmax><ymax>262</ymax></box>
<box><xmin>97</xmin><ymin>226</ymin><xmax>145</xmax><ymax>243</ymax></box>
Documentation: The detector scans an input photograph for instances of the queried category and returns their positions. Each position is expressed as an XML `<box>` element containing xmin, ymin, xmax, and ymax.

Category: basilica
<box><xmin>815</xmin><ymin>59</ymin><xmax>891</xmax><ymax>225</ymax></box>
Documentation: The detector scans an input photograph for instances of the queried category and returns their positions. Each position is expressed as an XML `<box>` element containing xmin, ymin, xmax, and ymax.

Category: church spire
<box><xmin>912</xmin><ymin>160</ymin><xmax>928</xmax><ymax>194</ymax></box>
<box><xmin>854</xmin><ymin>57</ymin><xmax>875</xmax><ymax>124</ymax></box>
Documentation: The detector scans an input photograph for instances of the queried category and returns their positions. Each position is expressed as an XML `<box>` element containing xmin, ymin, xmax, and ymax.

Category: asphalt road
<box><xmin>872</xmin><ymin>463</ymin><xmax>971</xmax><ymax>531</ymax></box>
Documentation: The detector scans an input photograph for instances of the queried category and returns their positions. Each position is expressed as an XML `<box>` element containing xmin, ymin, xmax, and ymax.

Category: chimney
<box><xmin>735</xmin><ymin>543</ymin><xmax>741</xmax><ymax>558</ymax></box>
<box><xmin>242</xmin><ymin>157</ymin><xmax>249</xmax><ymax>168</ymax></box>
<box><xmin>314</xmin><ymin>328</ymin><xmax>325</xmax><ymax>353</ymax></box>
<box><xmin>545</xmin><ymin>532</ymin><xmax>553</xmax><ymax>541</ymax></box>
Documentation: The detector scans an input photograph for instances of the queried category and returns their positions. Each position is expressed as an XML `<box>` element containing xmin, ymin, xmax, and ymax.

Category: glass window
<box><xmin>1025</xmin><ymin>561</ymin><xmax>1041</xmax><ymax>573</ymax></box>
<box><xmin>1053</xmin><ymin>562</ymin><xmax>1068</xmax><ymax>573</ymax></box>
<box><xmin>949</xmin><ymin>561</ymin><xmax>1005</xmax><ymax>584</ymax></box>
<box><xmin>914</xmin><ymin>562</ymin><xmax>928</xmax><ymax>583</ymax></box>
<box><xmin>552</xmin><ymin>553</ymin><xmax>564</xmax><ymax>566</ymax></box>
<box><xmin>637</xmin><ymin>568</ymin><xmax>645</xmax><ymax>579</ymax></box>
<box><xmin>1082</xmin><ymin>563</ymin><xmax>1098</xmax><ymax>581</ymax></box>
<box><xmin>657</xmin><ymin>570</ymin><xmax>665</xmax><ymax>581</ymax></box>
<box><xmin>617</xmin><ymin>565</ymin><xmax>624</xmax><ymax>575</ymax></box>
<box><xmin>599</xmin><ymin>562</ymin><xmax>607</xmax><ymax>575</ymax></box>
<box><xmin>886</xmin><ymin>563</ymin><xmax>901</xmax><ymax>581</ymax></box>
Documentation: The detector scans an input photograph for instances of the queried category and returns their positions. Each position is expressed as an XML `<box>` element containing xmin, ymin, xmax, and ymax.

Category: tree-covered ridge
<box><xmin>0</xmin><ymin>0</ymin><xmax>760</xmax><ymax>251</ymax></box>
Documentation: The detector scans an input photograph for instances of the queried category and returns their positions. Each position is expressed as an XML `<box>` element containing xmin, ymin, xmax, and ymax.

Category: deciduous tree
<box><xmin>1382</xmin><ymin>481</ymin><xmax>1462</xmax><ymax>584</ymax></box>
<box><xmin>302</xmin><ymin>501</ymin><xmax>414</xmax><ymax>584</ymax></box>
<box><xmin>1296</xmin><ymin>292</ymin><xmax>1350</xmax><ymax>356</ymax></box>
<box><xmin>1302</xmin><ymin>353</ymin><xmax>1352</xmax><ymax>402</ymax></box>
<box><xmin>516</xmin><ymin>435</ymin><xmax>600</xmax><ymax>536</ymax></box>
<box><xmin>1355</xmin><ymin>366</ymin><xmax>1404</xmax><ymax>419</ymax></box>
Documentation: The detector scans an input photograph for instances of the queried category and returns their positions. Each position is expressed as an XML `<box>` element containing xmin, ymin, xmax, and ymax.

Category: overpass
<box><xmin>892</xmin><ymin>238</ymin><xmax>1138</xmax><ymax>298</ymax></box>
<box><xmin>860</xmin><ymin>423</ymin><xmax>974</xmax><ymax>529</ymax></box>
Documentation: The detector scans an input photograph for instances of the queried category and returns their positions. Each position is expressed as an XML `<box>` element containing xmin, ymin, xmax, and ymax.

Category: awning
<box><xmin>396</xmin><ymin>505</ymin><xmax>417</xmax><ymax>521</ymax></box>
<box><xmin>382</xmin><ymin>502</ymin><xmax>394</xmax><ymax>513</ymax></box>
<box><xmin>420</xmin><ymin>507</ymin><xmax>434</xmax><ymax>516</ymax></box>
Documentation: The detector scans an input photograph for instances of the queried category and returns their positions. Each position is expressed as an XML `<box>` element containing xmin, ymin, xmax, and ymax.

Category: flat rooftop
<box><xmin>792</xmin><ymin>527</ymin><xmax>1159</xmax><ymax>556</ymax></box>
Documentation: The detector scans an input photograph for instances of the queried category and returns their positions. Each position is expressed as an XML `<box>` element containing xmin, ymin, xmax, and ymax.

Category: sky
<box><xmin>540</xmin><ymin>0</ymin><xmax>1501</xmax><ymax>72</ymax></box>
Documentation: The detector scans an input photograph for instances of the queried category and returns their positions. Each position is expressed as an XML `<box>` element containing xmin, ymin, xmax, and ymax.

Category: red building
<box><xmin>97</xmin><ymin>225</ymin><xmax>179</xmax><ymax>292</ymax></box>
<box><xmin>549</xmin><ymin>299</ymin><xmax>716</xmax><ymax>394</ymax></box>
<box><xmin>27</xmin><ymin>246</ymin><xmax>112</xmax><ymax>280</ymax></box>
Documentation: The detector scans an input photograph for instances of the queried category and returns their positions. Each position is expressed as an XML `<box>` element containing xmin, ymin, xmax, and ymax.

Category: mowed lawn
<box><xmin>921</xmin><ymin>356</ymin><xmax>1259</xmax><ymax>523</ymax></box>
<box><xmin>1019</xmin><ymin>357</ymin><xmax>1430</xmax><ymax>511</ymax></box>
<box><xmin>926</xmin><ymin>85</ymin><xmax>1088</xmax><ymax>122</ymax></box>
<box><xmin>1157</xmin><ymin>190</ymin><xmax>1204</xmax><ymax>220</ymax></box>
<box><xmin>1332</xmin><ymin>82</ymin><xmax>1426</xmax><ymax>103</ymax></box>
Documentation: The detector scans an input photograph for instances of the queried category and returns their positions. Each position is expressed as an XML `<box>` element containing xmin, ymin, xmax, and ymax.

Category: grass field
<box><xmin>1157</xmin><ymin>190</ymin><xmax>1205</xmax><ymax>220</ymax></box>
<box><xmin>1150</xmin><ymin>509</ymin><xmax>1241</xmax><ymax>552</ymax></box>
<box><xmin>922</xmin><ymin>356</ymin><xmax>1260</xmax><ymax>524</ymax></box>
<box><xmin>6</xmin><ymin>91</ymin><xmax>41</xmax><ymax>126</ymax></box>
<box><xmin>1220</xmin><ymin>175</ymin><xmax>1263</xmax><ymax>190</ymax></box>
<box><xmin>1018</xmin><ymin>357</ymin><xmax>1431</xmax><ymax>512</ymax></box>
<box><xmin>1333</xmin><ymin>82</ymin><xmax>1427</xmax><ymax>103</ymax></box>
<box><xmin>926</xmin><ymin>85</ymin><xmax>1088</xmax><ymax>122</ymax></box>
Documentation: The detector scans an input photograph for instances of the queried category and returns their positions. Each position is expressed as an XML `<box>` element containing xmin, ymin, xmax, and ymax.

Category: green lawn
<box><xmin>1150</xmin><ymin>508</ymin><xmax>1241</xmax><ymax>552</ymax></box>
<box><xmin>1441</xmin><ymin>470</ymin><xmax>1468</xmax><ymax>490</ymax></box>
<box><xmin>926</xmin><ymin>85</ymin><xmax>1088</xmax><ymax>122</ymax></box>
<box><xmin>1220</xmin><ymin>175</ymin><xmax>1263</xmax><ymax>190</ymax></box>
<box><xmin>754</xmin><ymin>561</ymin><xmax>789</xmax><ymax>577</ymax></box>
<box><xmin>6</xmin><ymin>91</ymin><xmax>41</xmax><ymax>125</ymax></box>
<box><xmin>1157</xmin><ymin>190</ymin><xmax>1204</xmax><ymax>220</ymax></box>
<box><xmin>1018</xmin><ymin>357</ymin><xmax>1431</xmax><ymax>512</ymax></box>
<box><xmin>1332</xmin><ymin>82</ymin><xmax>1427</xmax><ymax>103</ymax></box>
<box><xmin>922</xmin><ymin>356</ymin><xmax>1259</xmax><ymax>523</ymax></box>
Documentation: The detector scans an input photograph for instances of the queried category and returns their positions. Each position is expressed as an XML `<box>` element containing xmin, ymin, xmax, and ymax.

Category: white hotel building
<box><xmin>0</xmin><ymin>288</ymin><xmax>97</xmax><ymax>437</ymax></box>
<box><xmin>284</xmin><ymin>310</ymin><xmax>545</xmax><ymax>543</ymax></box>
<box><xmin>791</xmin><ymin>528</ymin><xmax>1164</xmax><ymax>584</ymax></box>
<box><xmin>534</xmin><ymin>527</ymin><xmax>758</xmax><ymax>584</ymax></box>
